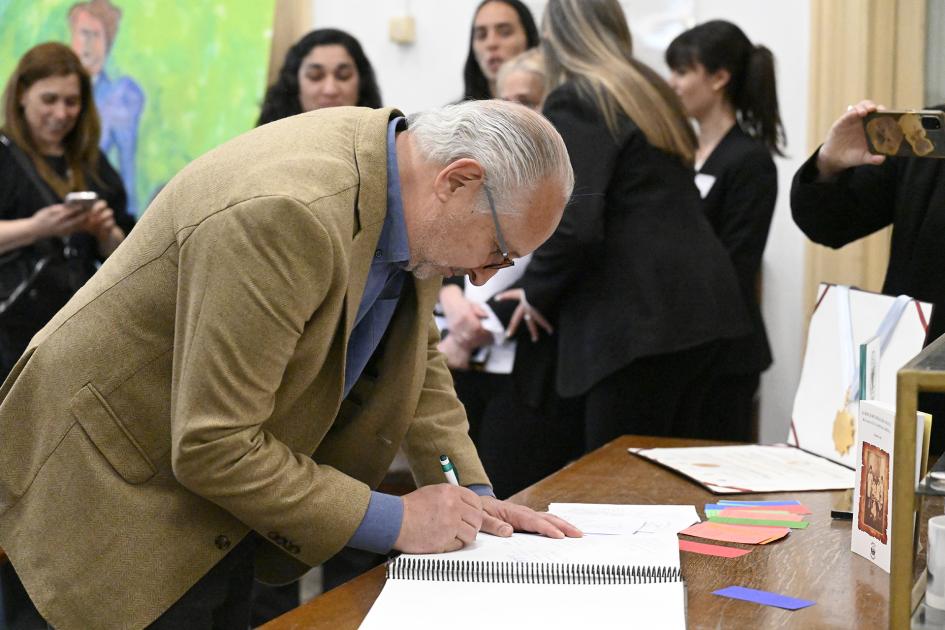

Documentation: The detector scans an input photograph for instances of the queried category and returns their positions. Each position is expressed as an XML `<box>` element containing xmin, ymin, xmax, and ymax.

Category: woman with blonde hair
<box><xmin>498</xmin><ymin>0</ymin><xmax>749</xmax><ymax>449</ymax></box>
<box><xmin>495</xmin><ymin>48</ymin><xmax>546</xmax><ymax>111</ymax></box>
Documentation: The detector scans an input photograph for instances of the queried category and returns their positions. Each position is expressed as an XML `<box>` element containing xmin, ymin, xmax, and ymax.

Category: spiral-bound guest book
<box><xmin>359</xmin><ymin>532</ymin><xmax>687</xmax><ymax>629</ymax></box>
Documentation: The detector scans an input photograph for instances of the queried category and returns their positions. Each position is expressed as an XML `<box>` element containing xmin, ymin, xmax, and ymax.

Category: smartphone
<box><xmin>64</xmin><ymin>191</ymin><xmax>98</xmax><ymax>212</ymax></box>
<box><xmin>863</xmin><ymin>110</ymin><xmax>945</xmax><ymax>158</ymax></box>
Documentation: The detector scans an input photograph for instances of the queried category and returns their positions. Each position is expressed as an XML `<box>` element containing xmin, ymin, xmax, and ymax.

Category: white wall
<box><xmin>311</xmin><ymin>0</ymin><xmax>694</xmax><ymax>112</ymax></box>
<box><xmin>311</xmin><ymin>0</ymin><xmax>812</xmax><ymax>443</ymax></box>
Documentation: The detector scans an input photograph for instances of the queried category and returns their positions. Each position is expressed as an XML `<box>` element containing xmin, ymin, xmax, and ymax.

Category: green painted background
<box><xmin>0</xmin><ymin>0</ymin><xmax>275</xmax><ymax>215</ymax></box>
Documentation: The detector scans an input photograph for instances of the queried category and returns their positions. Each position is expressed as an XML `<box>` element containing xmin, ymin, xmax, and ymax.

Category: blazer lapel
<box><xmin>342</xmin><ymin>108</ymin><xmax>404</xmax><ymax>344</ymax></box>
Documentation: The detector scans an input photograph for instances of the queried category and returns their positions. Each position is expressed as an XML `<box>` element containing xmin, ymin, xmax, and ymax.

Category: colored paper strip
<box><xmin>713</xmin><ymin>585</ymin><xmax>815</xmax><ymax>610</ymax></box>
<box><xmin>706</xmin><ymin>510</ymin><xmax>804</xmax><ymax>522</ymax></box>
<box><xmin>706</xmin><ymin>503</ymin><xmax>812</xmax><ymax>515</ymax></box>
<box><xmin>708</xmin><ymin>516</ymin><xmax>809</xmax><ymax>528</ymax></box>
<box><xmin>719</xmin><ymin>504</ymin><xmax>812</xmax><ymax>515</ymax></box>
<box><xmin>680</xmin><ymin>521</ymin><xmax>790</xmax><ymax>545</ymax></box>
<box><xmin>717</xmin><ymin>509</ymin><xmax>804</xmax><ymax>521</ymax></box>
<box><xmin>717</xmin><ymin>500</ymin><xmax>801</xmax><ymax>506</ymax></box>
<box><xmin>679</xmin><ymin>539</ymin><xmax>751</xmax><ymax>558</ymax></box>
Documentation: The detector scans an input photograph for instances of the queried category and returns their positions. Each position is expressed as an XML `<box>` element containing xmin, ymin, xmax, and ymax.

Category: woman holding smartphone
<box><xmin>792</xmin><ymin>99</ymin><xmax>945</xmax><ymax>452</ymax></box>
<box><xmin>0</xmin><ymin>42</ymin><xmax>131</xmax><ymax>378</ymax></box>
<box><xmin>665</xmin><ymin>20</ymin><xmax>784</xmax><ymax>442</ymax></box>
<box><xmin>498</xmin><ymin>0</ymin><xmax>749</xmax><ymax>450</ymax></box>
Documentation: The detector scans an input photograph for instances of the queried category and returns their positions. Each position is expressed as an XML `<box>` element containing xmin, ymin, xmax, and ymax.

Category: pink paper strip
<box><xmin>679</xmin><ymin>539</ymin><xmax>752</xmax><ymax>558</ymax></box>
<box><xmin>680</xmin><ymin>521</ymin><xmax>790</xmax><ymax>545</ymax></box>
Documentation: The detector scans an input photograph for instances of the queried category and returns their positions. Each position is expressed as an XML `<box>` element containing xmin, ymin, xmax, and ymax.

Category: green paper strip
<box><xmin>708</xmin><ymin>516</ymin><xmax>809</xmax><ymax>529</ymax></box>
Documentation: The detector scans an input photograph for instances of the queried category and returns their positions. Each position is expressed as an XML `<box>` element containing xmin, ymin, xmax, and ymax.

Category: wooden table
<box><xmin>262</xmin><ymin>435</ymin><xmax>929</xmax><ymax>630</ymax></box>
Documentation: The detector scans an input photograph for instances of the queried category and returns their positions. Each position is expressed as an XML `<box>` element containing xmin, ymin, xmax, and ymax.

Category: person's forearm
<box><xmin>438</xmin><ymin>283</ymin><xmax>466</xmax><ymax>317</ymax></box>
<box><xmin>97</xmin><ymin>226</ymin><xmax>125</xmax><ymax>257</ymax></box>
<box><xmin>0</xmin><ymin>217</ymin><xmax>42</xmax><ymax>255</ymax></box>
<box><xmin>814</xmin><ymin>147</ymin><xmax>843</xmax><ymax>182</ymax></box>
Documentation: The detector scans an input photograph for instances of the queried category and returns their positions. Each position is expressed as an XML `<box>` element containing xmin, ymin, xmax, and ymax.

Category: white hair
<box><xmin>405</xmin><ymin>100</ymin><xmax>573</xmax><ymax>214</ymax></box>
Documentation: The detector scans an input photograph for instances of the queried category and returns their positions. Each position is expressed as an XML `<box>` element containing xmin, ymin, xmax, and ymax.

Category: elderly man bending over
<box><xmin>0</xmin><ymin>101</ymin><xmax>577</xmax><ymax>629</ymax></box>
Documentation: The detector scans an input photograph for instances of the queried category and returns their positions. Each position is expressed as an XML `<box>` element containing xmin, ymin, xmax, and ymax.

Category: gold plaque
<box><xmin>833</xmin><ymin>407</ymin><xmax>856</xmax><ymax>456</ymax></box>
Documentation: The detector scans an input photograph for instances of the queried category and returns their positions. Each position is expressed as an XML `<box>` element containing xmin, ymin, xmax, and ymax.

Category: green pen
<box><xmin>440</xmin><ymin>454</ymin><xmax>460</xmax><ymax>486</ymax></box>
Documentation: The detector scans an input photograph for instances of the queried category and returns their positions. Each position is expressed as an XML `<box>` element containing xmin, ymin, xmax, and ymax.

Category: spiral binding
<box><xmin>387</xmin><ymin>557</ymin><xmax>682</xmax><ymax>585</ymax></box>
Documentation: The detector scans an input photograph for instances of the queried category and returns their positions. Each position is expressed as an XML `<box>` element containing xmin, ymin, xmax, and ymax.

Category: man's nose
<box><xmin>468</xmin><ymin>267</ymin><xmax>499</xmax><ymax>286</ymax></box>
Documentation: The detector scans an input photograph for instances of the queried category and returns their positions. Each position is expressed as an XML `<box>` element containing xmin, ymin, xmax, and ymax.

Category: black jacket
<box><xmin>509</xmin><ymin>82</ymin><xmax>750</xmax><ymax>397</ymax></box>
<box><xmin>698</xmin><ymin>125</ymin><xmax>776</xmax><ymax>374</ymax></box>
<box><xmin>791</xmin><ymin>106</ymin><xmax>945</xmax><ymax>345</ymax></box>
<box><xmin>0</xmin><ymin>141</ymin><xmax>134</xmax><ymax>332</ymax></box>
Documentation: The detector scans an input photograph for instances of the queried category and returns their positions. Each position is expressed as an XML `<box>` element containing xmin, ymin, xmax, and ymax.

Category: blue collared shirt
<box><xmin>341</xmin><ymin>117</ymin><xmax>410</xmax><ymax>399</ymax></box>
<box><xmin>345</xmin><ymin>118</ymin><xmax>492</xmax><ymax>554</ymax></box>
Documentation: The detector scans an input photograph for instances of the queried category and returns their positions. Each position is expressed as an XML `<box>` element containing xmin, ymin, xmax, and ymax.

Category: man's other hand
<box><xmin>479</xmin><ymin>496</ymin><xmax>583</xmax><ymax>539</ymax></box>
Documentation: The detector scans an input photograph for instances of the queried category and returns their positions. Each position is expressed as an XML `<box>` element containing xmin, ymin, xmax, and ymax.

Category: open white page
<box><xmin>548</xmin><ymin>503</ymin><xmax>699</xmax><ymax>535</ymax></box>
<box><xmin>359</xmin><ymin>580</ymin><xmax>686</xmax><ymax>630</ymax></box>
<box><xmin>395</xmin><ymin>531</ymin><xmax>680</xmax><ymax>569</ymax></box>
<box><xmin>631</xmin><ymin>444</ymin><xmax>854</xmax><ymax>493</ymax></box>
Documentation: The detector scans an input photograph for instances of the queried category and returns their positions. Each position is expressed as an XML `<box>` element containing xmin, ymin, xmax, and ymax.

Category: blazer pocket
<box><xmin>70</xmin><ymin>383</ymin><xmax>157</xmax><ymax>484</ymax></box>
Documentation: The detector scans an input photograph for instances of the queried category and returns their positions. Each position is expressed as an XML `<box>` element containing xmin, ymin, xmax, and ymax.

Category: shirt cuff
<box><xmin>346</xmin><ymin>491</ymin><xmax>404</xmax><ymax>554</ymax></box>
<box><xmin>468</xmin><ymin>484</ymin><xmax>495</xmax><ymax>498</ymax></box>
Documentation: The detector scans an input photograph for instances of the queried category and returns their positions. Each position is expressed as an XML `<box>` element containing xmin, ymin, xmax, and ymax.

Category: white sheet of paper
<box><xmin>359</xmin><ymin>580</ymin><xmax>686</xmax><ymax>630</ymax></box>
<box><xmin>630</xmin><ymin>444</ymin><xmax>855</xmax><ymax>493</ymax></box>
<box><xmin>398</xmin><ymin>531</ymin><xmax>680</xmax><ymax>569</ymax></box>
<box><xmin>548</xmin><ymin>503</ymin><xmax>698</xmax><ymax>535</ymax></box>
<box><xmin>478</xmin><ymin>303</ymin><xmax>515</xmax><ymax>374</ymax></box>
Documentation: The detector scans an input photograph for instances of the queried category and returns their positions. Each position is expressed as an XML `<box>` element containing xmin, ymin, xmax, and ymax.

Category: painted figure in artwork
<box><xmin>69</xmin><ymin>0</ymin><xmax>144</xmax><ymax>216</ymax></box>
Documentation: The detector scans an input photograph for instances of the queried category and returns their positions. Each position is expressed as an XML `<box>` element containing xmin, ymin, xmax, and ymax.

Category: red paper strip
<box><xmin>679</xmin><ymin>539</ymin><xmax>751</xmax><ymax>558</ymax></box>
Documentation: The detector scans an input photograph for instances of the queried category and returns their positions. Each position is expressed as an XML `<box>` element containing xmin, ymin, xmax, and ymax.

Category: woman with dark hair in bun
<box><xmin>666</xmin><ymin>20</ymin><xmax>785</xmax><ymax>442</ymax></box>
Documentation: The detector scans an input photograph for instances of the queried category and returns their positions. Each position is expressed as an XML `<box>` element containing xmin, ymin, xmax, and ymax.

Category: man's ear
<box><xmin>432</xmin><ymin>158</ymin><xmax>485</xmax><ymax>201</ymax></box>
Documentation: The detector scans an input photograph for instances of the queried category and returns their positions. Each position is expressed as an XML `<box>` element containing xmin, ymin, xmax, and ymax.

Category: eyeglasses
<box><xmin>482</xmin><ymin>186</ymin><xmax>515</xmax><ymax>270</ymax></box>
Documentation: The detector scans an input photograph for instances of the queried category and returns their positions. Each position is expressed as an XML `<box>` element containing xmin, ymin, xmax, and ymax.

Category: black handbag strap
<box><xmin>0</xmin><ymin>133</ymin><xmax>61</xmax><ymax>208</ymax></box>
<box><xmin>0</xmin><ymin>133</ymin><xmax>66</xmax><ymax>258</ymax></box>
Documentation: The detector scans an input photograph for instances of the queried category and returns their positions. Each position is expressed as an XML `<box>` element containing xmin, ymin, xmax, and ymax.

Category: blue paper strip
<box><xmin>713</xmin><ymin>586</ymin><xmax>815</xmax><ymax>610</ymax></box>
<box><xmin>717</xmin><ymin>500</ymin><xmax>801</xmax><ymax>506</ymax></box>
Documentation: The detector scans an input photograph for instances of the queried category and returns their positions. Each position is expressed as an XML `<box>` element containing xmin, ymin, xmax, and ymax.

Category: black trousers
<box><xmin>144</xmin><ymin>534</ymin><xmax>258</xmax><ymax>630</ymax></box>
<box><xmin>699</xmin><ymin>372</ymin><xmax>760</xmax><ymax>443</ymax></box>
<box><xmin>583</xmin><ymin>341</ymin><xmax>722</xmax><ymax>451</ymax></box>
<box><xmin>452</xmin><ymin>370</ymin><xmax>583</xmax><ymax>499</ymax></box>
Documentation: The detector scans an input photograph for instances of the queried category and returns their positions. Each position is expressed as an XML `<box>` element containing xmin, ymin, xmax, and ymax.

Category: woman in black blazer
<box><xmin>498</xmin><ymin>0</ymin><xmax>749</xmax><ymax>451</ymax></box>
<box><xmin>664</xmin><ymin>20</ymin><xmax>785</xmax><ymax>441</ymax></box>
